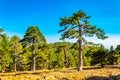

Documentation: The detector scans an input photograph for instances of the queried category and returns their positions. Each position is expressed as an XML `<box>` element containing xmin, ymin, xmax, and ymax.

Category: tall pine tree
<box><xmin>21</xmin><ymin>26</ymin><xmax>46</xmax><ymax>71</ymax></box>
<box><xmin>59</xmin><ymin>10</ymin><xmax>108</xmax><ymax>71</ymax></box>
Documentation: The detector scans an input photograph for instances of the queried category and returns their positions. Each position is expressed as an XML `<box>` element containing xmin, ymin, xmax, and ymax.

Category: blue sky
<box><xmin>0</xmin><ymin>0</ymin><xmax>120</xmax><ymax>48</ymax></box>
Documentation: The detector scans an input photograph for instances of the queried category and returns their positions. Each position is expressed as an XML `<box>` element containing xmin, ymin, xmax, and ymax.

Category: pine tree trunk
<box><xmin>31</xmin><ymin>37</ymin><xmax>36</xmax><ymax>71</ymax></box>
<box><xmin>78</xmin><ymin>21</ymin><xmax>82</xmax><ymax>71</ymax></box>
<box><xmin>14</xmin><ymin>47</ymin><xmax>17</xmax><ymax>72</ymax></box>
<box><xmin>14</xmin><ymin>58</ymin><xmax>16</xmax><ymax>71</ymax></box>
<box><xmin>63</xmin><ymin>48</ymin><xmax>69</xmax><ymax>68</ymax></box>
<box><xmin>78</xmin><ymin>40</ymin><xmax>82</xmax><ymax>71</ymax></box>
<box><xmin>32</xmin><ymin>49</ymin><xmax>36</xmax><ymax>71</ymax></box>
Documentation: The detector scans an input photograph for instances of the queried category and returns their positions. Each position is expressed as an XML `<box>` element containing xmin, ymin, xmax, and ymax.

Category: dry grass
<box><xmin>0</xmin><ymin>66</ymin><xmax>120</xmax><ymax>80</ymax></box>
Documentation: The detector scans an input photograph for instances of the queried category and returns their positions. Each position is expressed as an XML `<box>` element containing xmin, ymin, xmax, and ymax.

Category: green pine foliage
<box><xmin>0</xmin><ymin>35</ymin><xmax>12</xmax><ymax>72</ymax></box>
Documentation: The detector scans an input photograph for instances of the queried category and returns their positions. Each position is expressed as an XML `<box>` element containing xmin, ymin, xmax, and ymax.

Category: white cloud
<box><xmin>45</xmin><ymin>34</ymin><xmax>120</xmax><ymax>49</ymax></box>
<box><xmin>45</xmin><ymin>34</ymin><xmax>77</xmax><ymax>43</ymax></box>
<box><xmin>5</xmin><ymin>31</ymin><xmax>23</xmax><ymax>38</ymax></box>
<box><xmin>85</xmin><ymin>34</ymin><xmax>120</xmax><ymax>49</ymax></box>
<box><xmin>4</xmin><ymin>31</ymin><xmax>120</xmax><ymax>49</ymax></box>
<box><xmin>45</xmin><ymin>34</ymin><xmax>61</xmax><ymax>43</ymax></box>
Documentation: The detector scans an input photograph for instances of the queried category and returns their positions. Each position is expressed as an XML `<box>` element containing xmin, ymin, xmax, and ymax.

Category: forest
<box><xmin>0</xmin><ymin>10</ymin><xmax>120</xmax><ymax>73</ymax></box>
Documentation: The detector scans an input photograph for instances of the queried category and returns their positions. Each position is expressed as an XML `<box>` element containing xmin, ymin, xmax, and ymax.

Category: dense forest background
<box><xmin>0</xmin><ymin>26</ymin><xmax>120</xmax><ymax>72</ymax></box>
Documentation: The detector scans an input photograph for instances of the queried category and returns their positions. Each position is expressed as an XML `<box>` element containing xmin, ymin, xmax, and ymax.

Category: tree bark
<box><xmin>63</xmin><ymin>48</ymin><xmax>69</xmax><ymax>68</ymax></box>
<box><xmin>77</xmin><ymin>20</ymin><xmax>82</xmax><ymax>71</ymax></box>
<box><xmin>14</xmin><ymin>57</ymin><xmax>16</xmax><ymax>71</ymax></box>
<box><xmin>32</xmin><ymin>49</ymin><xmax>36</xmax><ymax>71</ymax></box>
<box><xmin>31</xmin><ymin>37</ymin><xmax>36</xmax><ymax>71</ymax></box>
<box><xmin>14</xmin><ymin>45</ymin><xmax>17</xmax><ymax>72</ymax></box>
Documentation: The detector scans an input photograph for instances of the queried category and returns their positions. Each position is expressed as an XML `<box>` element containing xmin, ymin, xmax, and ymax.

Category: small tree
<box><xmin>0</xmin><ymin>35</ymin><xmax>12</xmax><ymax>72</ymax></box>
<box><xmin>91</xmin><ymin>46</ymin><xmax>108</xmax><ymax>67</ymax></box>
<box><xmin>10</xmin><ymin>36</ymin><xmax>22</xmax><ymax>71</ymax></box>
<box><xmin>21</xmin><ymin>26</ymin><xmax>46</xmax><ymax>71</ymax></box>
<box><xmin>55</xmin><ymin>42</ymin><xmax>70</xmax><ymax>68</ymax></box>
<box><xmin>59</xmin><ymin>10</ymin><xmax>107</xmax><ymax>71</ymax></box>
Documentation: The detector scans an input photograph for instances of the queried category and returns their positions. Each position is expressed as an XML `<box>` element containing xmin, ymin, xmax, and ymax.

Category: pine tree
<box><xmin>55</xmin><ymin>42</ymin><xmax>70</xmax><ymax>68</ymax></box>
<box><xmin>0</xmin><ymin>35</ymin><xmax>12</xmax><ymax>72</ymax></box>
<box><xmin>10</xmin><ymin>36</ymin><xmax>23</xmax><ymax>71</ymax></box>
<box><xmin>59</xmin><ymin>10</ymin><xmax>108</xmax><ymax>71</ymax></box>
<box><xmin>21</xmin><ymin>26</ymin><xmax>46</xmax><ymax>71</ymax></box>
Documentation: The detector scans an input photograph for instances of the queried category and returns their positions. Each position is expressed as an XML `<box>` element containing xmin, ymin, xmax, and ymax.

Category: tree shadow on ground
<box><xmin>83</xmin><ymin>65</ymin><xmax>120</xmax><ymax>70</ymax></box>
<box><xmin>86</xmin><ymin>74</ymin><xmax>120</xmax><ymax>80</ymax></box>
<box><xmin>83</xmin><ymin>66</ymin><xmax>101</xmax><ymax>70</ymax></box>
<box><xmin>0</xmin><ymin>71</ymin><xmax>49</xmax><ymax>76</ymax></box>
